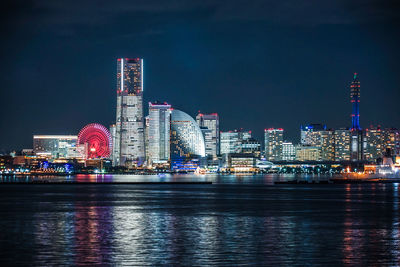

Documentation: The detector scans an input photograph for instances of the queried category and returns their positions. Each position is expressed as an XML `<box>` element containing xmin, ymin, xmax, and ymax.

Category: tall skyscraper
<box><xmin>264</xmin><ymin>128</ymin><xmax>284</xmax><ymax>161</ymax></box>
<box><xmin>196</xmin><ymin>113</ymin><xmax>219</xmax><ymax>158</ymax></box>
<box><xmin>147</xmin><ymin>102</ymin><xmax>171</xmax><ymax>164</ymax></box>
<box><xmin>113</xmin><ymin>58</ymin><xmax>145</xmax><ymax>167</ymax></box>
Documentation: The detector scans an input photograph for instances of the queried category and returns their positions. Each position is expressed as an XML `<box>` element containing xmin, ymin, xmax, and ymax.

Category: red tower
<box><xmin>78</xmin><ymin>123</ymin><xmax>112</xmax><ymax>159</ymax></box>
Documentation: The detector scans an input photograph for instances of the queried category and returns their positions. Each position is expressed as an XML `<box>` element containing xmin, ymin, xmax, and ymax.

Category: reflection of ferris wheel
<box><xmin>77</xmin><ymin>123</ymin><xmax>112</xmax><ymax>159</ymax></box>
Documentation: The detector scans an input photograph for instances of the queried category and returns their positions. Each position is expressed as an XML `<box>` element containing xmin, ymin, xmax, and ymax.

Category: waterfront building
<box><xmin>295</xmin><ymin>145</ymin><xmax>321</xmax><ymax>161</ymax></box>
<box><xmin>220</xmin><ymin>131</ymin><xmax>241</xmax><ymax>155</ymax></box>
<box><xmin>113</xmin><ymin>58</ymin><xmax>145</xmax><ymax>167</ymax></box>
<box><xmin>196</xmin><ymin>113</ymin><xmax>219</xmax><ymax>158</ymax></box>
<box><xmin>33</xmin><ymin>135</ymin><xmax>82</xmax><ymax>159</ymax></box>
<box><xmin>170</xmin><ymin>109</ymin><xmax>205</xmax><ymax>167</ymax></box>
<box><xmin>364</xmin><ymin>126</ymin><xmax>383</xmax><ymax>161</ymax></box>
<box><xmin>241</xmin><ymin>138</ymin><xmax>261</xmax><ymax>158</ymax></box>
<box><xmin>334</xmin><ymin>129</ymin><xmax>351</xmax><ymax>161</ymax></box>
<box><xmin>300</xmin><ymin>124</ymin><xmax>326</xmax><ymax>146</ymax></box>
<box><xmin>147</xmin><ymin>102</ymin><xmax>171</xmax><ymax>165</ymax></box>
<box><xmin>320</xmin><ymin>130</ymin><xmax>335</xmax><ymax>161</ymax></box>
<box><xmin>383</xmin><ymin>128</ymin><xmax>400</xmax><ymax>157</ymax></box>
<box><xmin>282</xmin><ymin>141</ymin><xmax>296</xmax><ymax>161</ymax></box>
<box><xmin>223</xmin><ymin>153</ymin><xmax>257</xmax><ymax>173</ymax></box>
<box><xmin>264</xmin><ymin>128</ymin><xmax>284</xmax><ymax>161</ymax></box>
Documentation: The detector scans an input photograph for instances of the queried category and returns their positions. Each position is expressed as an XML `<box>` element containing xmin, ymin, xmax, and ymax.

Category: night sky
<box><xmin>1</xmin><ymin>0</ymin><xmax>400</xmax><ymax>151</ymax></box>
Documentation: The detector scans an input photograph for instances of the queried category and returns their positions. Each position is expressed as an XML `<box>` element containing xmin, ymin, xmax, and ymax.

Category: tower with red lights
<box><xmin>350</xmin><ymin>73</ymin><xmax>361</xmax><ymax>130</ymax></box>
<box><xmin>349</xmin><ymin>73</ymin><xmax>365</xmax><ymax>161</ymax></box>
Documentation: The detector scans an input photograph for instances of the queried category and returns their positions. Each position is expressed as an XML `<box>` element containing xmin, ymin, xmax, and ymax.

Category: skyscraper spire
<box><xmin>350</xmin><ymin>72</ymin><xmax>361</xmax><ymax>130</ymax></box>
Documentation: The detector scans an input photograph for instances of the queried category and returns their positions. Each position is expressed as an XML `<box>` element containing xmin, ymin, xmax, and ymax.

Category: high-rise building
<box><xmin>383</xmin><ymin>128</ymin><xmax>400</xmax><ymax>157</ymax></box>
<box><xmin>300</xmin><ymin>124</ymin><xmax>326</xmax><ymax>146</ymax></box>
<box><xmin>334</xmin><ymin>129</ymin><xmax>351</xmax><ymax>161</ymax></box>
<box><xmin>241</xmin><ymin>138</ymin><xmax>261</xmax><ymax>158</ymax></box>
<box><xmin>170</xmin><ymin>109</ymin><xmax>206</xmax><ymax>160</ymax></box>
<box><xmin>147</xmin><ymin>102</ymin><xmax>171</xmax><ymax>164</ymax></box>
<box><xmin>113</xmin><ymin>58</ymin><xmax>145</xmax><ymax>167</ymax></box>
<box><xmin>196</xmin><ymin>113</ymin><xmax>219</xmax><ymax>158</ymax></box>
<box><xmin>320</xmin><ymin>130</ymin><xmax>335</xmax><ymax>161</ymax></box>
<box><xmin>282</xmin><ymin>142</ymin><xmax>296</xmax><ymax>161</ymax></box>
<box><xmin>365</xmin><ymin>126</ymin><xmax>383</xmax><ymax>161</ymax></box>
<box><xmin>264</xmin><ymin>128</ymin><xmax>284</xmax><ymax>161</ymax></box>
<box><xmin>220</xmin><ymin>131</ymin><xmax>241</xmax><ymax>155</ymax></box>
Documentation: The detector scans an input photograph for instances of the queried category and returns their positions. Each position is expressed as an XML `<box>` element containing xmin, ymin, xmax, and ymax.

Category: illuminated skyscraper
<box><xmin>196</xmin><ymin>113</ymin><xmax>219</xmax><ymax>158</ymax></box>
<box><xmin>147</xmin><ymin>102</ymin><xmax>171</xmax><ymax>164</ymax></box>
<box><xmin>264</xmin><ymin>128</ymin><xmax>284</xmax><ymax>161</ymax></box>
<box><xmin>113</xmin><ymin>58</ymin><xmax>145</xmax><ymax>167</ymax></box>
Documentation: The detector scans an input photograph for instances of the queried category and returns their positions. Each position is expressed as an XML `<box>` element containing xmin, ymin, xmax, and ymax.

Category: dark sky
<box><xmin>1</xmin><ymin>0</ymin><xmax>400</xmax><ymax>150</ymax></box>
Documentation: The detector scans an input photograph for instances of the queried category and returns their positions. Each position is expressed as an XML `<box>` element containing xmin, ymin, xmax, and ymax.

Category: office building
<box><xmin>147</xmin><ymin>102</ymin><xmax>171</xmax><ymax>164</ymax></box>
<box><xmin>295</xmin><ymin>146</ymin><xmax>321</xmax><ymax>161</ymax></box>
<box><xmin>334</xmin><ymin>129</ymin><xmax>351</xmax><ymax>161</ymax></box>
<box><xmin>282</xmin><ymin>142</ymin><xmax>296</xmax><ymax>161</ymax></box>
<box><xmin>320</xmin><ymin>130</ymin><xmax>335</xmax><ymax>161</ymax></box>
<box><xmin>33</xmin><ymin>135</ymin><xmax>83</xmax><ymax>159</ymax></box>
<box><xmin>113</xmin><ymin>58</ymin><xmax>145</xmax><ymax>167</ymax></box>
<box><xmin>196</xmin><ymin>113</ymin><xmax>219</xmax><ymax>158</ymax></box>
<box><xmin>220</xmin><ymin>131</ymin><xmax>241</xmax><ymax>155</ymax></box>
<box><xmin>365</xmin><ymin>126</ymin><xmax>383</xmax><ymax>161</ymax></box>
<box><xmin>264</xmin><ymin>128</ymin><xmax>284</xmax><ymax>161</ymax></box>
<box><xmin>241</xmin><ymin>138</ymin><xmax>261</xmax><ymax>158</ymax></box>
<box><xmin>300</xmin><ymin>124</ymin><xmax>326</xmax><ymax>146</ymax></box>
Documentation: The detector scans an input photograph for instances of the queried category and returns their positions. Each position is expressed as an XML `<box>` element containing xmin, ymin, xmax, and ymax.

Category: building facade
<box><xmin>295</xmin><ymin>146</ymin><xmax>322</xmax><ymax>161</ymax></box>
<box><xmin>334</xmin><ymin>129</ymin><xmax>351</xmax><ymax>161</ymax></box>
<box><xmin>33</xmin><ymin>135</ymin><xmax>83</xmax><ymax>159</ymax></box>
<box><xmin>220</xmin><ymin>132</ymin><xmax>241</xmax><ymax>155</ymax></box>
<box><xmin>170</xmin><ymin>109</ymin><xmax>206</xmax><ymax>160</ymax></box>
<box><xmin>196</xmin><ymin>113</ymin><xmax>219</xmax><ymax>158</ymax></box>
<box><xmin>264</xmin><ymin>128</ymin><xmax>284</xmax><ymax>161</ymax></box>
<box><xmin>147</xmin><ymin>102</ymin><xmax>171</xmax><ymax>164</ymax></box>
<box><xmin>282</xmin><ymin>141</ymin><xmax>296</xmax><ymax>161</ymax></box>
<box><xmin>113</xmin><ymin>58</ymin><xmax>145</xmax><ymax>167</ymax></box>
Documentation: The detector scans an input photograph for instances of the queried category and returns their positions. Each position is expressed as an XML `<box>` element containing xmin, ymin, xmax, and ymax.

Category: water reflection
<box><xmin>0</xmin><ymin>180</ymin><xmax>400</xmax><ymax>265</ymax></box>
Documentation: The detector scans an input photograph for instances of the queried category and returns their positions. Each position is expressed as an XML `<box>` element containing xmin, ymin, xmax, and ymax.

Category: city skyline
<box><xmin>1</xmin><ymin>1</ymin><xmax>400</xmax><ymax>150</ymax></box>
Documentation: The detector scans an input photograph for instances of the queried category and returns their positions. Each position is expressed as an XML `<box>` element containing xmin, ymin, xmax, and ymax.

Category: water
<box><xmin>0</xmin><ymin>174</ymin><xmax>399</xmax><ymax>266</ymax></box>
